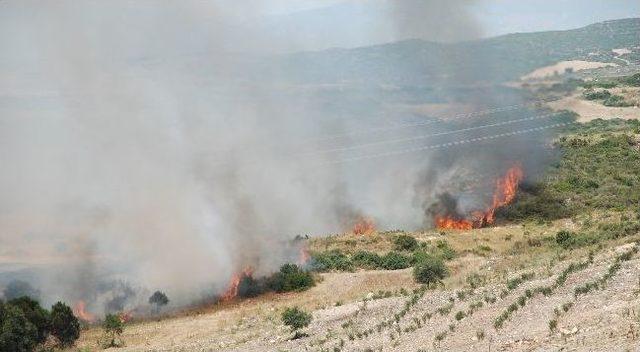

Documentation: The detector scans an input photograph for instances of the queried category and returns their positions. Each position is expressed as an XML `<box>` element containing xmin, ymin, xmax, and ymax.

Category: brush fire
<box><xmin>221</xmin><ymin>267</ymin><xmax>254</xmax><ymax>302</ymax></box>
<box><xmin>73</xmin><ymin>300</ymin><xmax>97</xmax><ymax>323</ymax></box>
<box><xmin>352</xmin><ymin>217</ymin><xmax>376</xmax><ymax>235</ymax></box>
<box><xmin>435</xmin><ymin>164</ymin><xmax>524</xmax><ymax>230</ymax></box>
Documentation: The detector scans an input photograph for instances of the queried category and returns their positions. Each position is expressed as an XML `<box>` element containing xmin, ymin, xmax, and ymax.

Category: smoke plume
<box><xmin>0</xmin><ymin>0</ymin><xmax>562</xmax><ymax>315</ymax></box>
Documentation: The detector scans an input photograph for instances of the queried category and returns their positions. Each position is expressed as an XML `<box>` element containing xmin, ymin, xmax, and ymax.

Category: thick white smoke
<box><xmin>1</xmin><ymin>0</ymin><xmax>540</xmax><ymax>315</ymax></box>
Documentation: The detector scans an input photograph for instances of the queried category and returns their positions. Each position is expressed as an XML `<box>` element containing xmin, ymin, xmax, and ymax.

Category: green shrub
<box><xmin>352</xmin><ymin>251</ymin><xmax>383</xmax><ymax>269</ymax></box>
<box><xmin>555</xmin><ymin>230</ymin><xmax>574</xmax><ymax>248</ymax></box>
<box><xmin>582</xmin><ymin>89</ymin><xmax>611</xmax><ymax>100</ymax></box>
<box><xmin>99</xmin><ymin>314</ymin><xmax>124</xmax><ymax>349</ymax></box>
<box><xmin>281</xmin><ymin>307</ymin><xmax>312</xmax><ymax>333</ymax></box>
<box><xmin>394</xmin><ymin>235</ymin><xmax>418</xmax><ymax>252</ymax></box>
<box><xmin>624</xmin><ymin>73</ymin><xmax>640</xmax><ymax>87</ymax></box>
<box><xmin>7</xmin><ymin>296</ymin><xmax>50</xmax><ymax>344</ymax></box>
<box><xmin>380</xmin><ymin>252</ymin><xmax>411</xmax><ymax>270</ymax></box>
<box><xmin>435</xmin><ymin>240</ymin><xmax>456</xmax><ymax>260</ymax></box>
<box><xmin>49</xmin><ymin>302</ymin><xmax>80</xmax><ymax>347</ymax></box>
<box><xmin>603</xmin><ymin>94</ymin><xmax>632</xmax><ymax>107</ymax></box>
<box><xmin>0</xmin><ymin>303</ymin><xmax>38</xmax><ymax>352</ymax></box>
<box><xmin>311</xmin><ymin>250</ymin><xmax>354</xmax><ymax>272</ymax></box>
<box><xmin>268</xmin><ymin>264</ymin><xmax>315</xmax><ymax>292</ymax></box>
<box><xmin>413</xmin><ymin>256</ymin><xmax>448</xmax><ymax>285</ymax></box>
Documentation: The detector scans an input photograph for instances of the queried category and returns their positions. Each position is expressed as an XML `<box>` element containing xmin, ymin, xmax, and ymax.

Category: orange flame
<box><xmin>352</xmin><ymin>217</ymin><xmax>376</xmax><ymax>235</ymax></box>
<box><xmin>297</xmin><ymin>247</ymin><xmax>310</xmax><ymax>266</ymax></box>
<box><xmin>221</xmin><ymin>267</ymin><xmax>253</xmax><ymax>302</ymax></box>
<box><xmin>119</xmin><ymin>310</ymin><xmax>134</xmax><ymax>323</ymax></box>
<box><xmin>435</xmin><ymin>216</ymin><xmax>473</xmax><ymax>230</ymax></box>
<box><xmin>72</xmin><ymin>300</ymin><xmax>96</xmax><ymax>322</ymax></box>
<box><xmin>436</xmin><ymin>164</ymin><xmax>524</xmax><ymax>230</ymax></box>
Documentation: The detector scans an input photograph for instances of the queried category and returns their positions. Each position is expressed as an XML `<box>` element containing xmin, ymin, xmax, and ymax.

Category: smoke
<box><xmin>0</xmin><ymin>0</ymin><xmax>562</xmax><ymax>316</ymax></box>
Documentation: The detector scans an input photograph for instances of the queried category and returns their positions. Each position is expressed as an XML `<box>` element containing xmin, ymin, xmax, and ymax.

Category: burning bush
<box><xmin>267</xmin><ymin>264</ymin><xmax>315</xmax><ymax>293</ymax></box>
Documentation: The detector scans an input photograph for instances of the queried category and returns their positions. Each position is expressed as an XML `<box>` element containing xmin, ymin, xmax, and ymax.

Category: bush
<box><xmin>267</xmin><ymin>264</ymin><xmax>315</xmax><ymax>293</ymax></box>
<box><xmin>7</xmin><ymin>296</ymin><xmax>50</xmax><ymax>344</ymax></box>
<box><xmin>435</xmin><ymin>240</ymin><xmax>456</xmax><ymax>260</ymax></box>
<box><xmin>394</xmin><ymin>235</ymin><xmax>418</xmax><ymax>251</ymax></box>
<box><xmin>311</xmin><ymin>250</ymin><xmax>354</xmax><ymax>272</ymax></box>
<box><xmin>281</xmin><ymin>307</ymin><xmax>312</xmax><ymax>332</ymax></box>
<box><xmin>99</xmin><ymin>314</ymin><xmax>124</xmax><ymax>349</ymax></box>
<box><xmin>555</xmin><ymin>230</ymin><xmax>574</xmax><ymax>248</ymax></box>
<box><xmin>413</xmin><ymin>256</ymin><xmax>448</xmax><ymax>285</ymax></box>
<box><xmin>351</xmin><ymin>251</ymin><xmax>383</xmax><ymax>269</ymax></box>
<box><xmin>624</xmin><ymin>73</ymin><xmax>640</xmax><ymax>87</ymax></box>
<box><xmin>380</xmin><ymin>252</ymin><xmax>411</xmax><ymax>270</ymax></box>
<box><xmin>603</xmin><ymin>94</ymin><xmax>631</xmax><ymax>107</ymax></box>
<box><xmin>50</xmin><ymin>302</ymin><xmax>80</xmax><ymax>347</ymax></box>
<box><xmin>582</xmin><ymin>89</ymin><xmax>611</xmax><ymax>100</ymax></box>
<box><xmin>0</xmin><ymin>303</ymin><xmax>38</xmax><ymax>352</ymax></box>
<box><xmin>148</xmin><ymin>291</ymin><xmax>169</xmax><ymax>308</ymax></box>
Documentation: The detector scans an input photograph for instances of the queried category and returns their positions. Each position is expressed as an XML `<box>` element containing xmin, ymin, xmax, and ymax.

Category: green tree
<box><xmin>99</xmin><ymin>314</ymin><xmax>125</xmax><ymax>348</ymax></box>
<box><xmin>7</xmin><ymin>296</ymin><xmax>50</xmax><ymax>344</ymax></box>
<box><xmin>50</xmin><ymin>302</ymin><xmax>80</xmax><ymax>347</ymax></box>
<box><xmin>268</xmin><ymin>264</ymin><xmax>315</xmax><ymax>292</ymax></box>
<box><xmin>148</xmin><ymin>291</ymin><xmax>169</xmax><ymax>311</ymax></box>
<box><xmin>0</xmin><ymin>303</ymin><xmax>38</xmax><ymax>352</ymax></box>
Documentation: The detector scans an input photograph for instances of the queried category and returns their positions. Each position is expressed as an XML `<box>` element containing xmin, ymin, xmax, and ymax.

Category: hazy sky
<box><xmin>244</xmin><ymin>0</ymin><xmax>640</xmax><ymax>51</ymax></box>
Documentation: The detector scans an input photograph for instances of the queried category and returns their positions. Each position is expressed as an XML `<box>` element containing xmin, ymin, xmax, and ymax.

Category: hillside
<box><xmin>271</xmin><ymin>18</ymin><xmax>640</xmax><ymax>85</ymax></box>
<box><xmin>70</xmin><ymin>119</ymin><xmax>640</xmax><ymax>351</ymax></box>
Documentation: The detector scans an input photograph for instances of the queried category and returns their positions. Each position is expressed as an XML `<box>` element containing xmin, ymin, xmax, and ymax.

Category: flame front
<box><xmin>221</xmin><ymin>267</ymin><xmax>254</xmax><ymax>302</ymax></box>
<box><xmin>72</xmin><ymin>300</ymin><xmax>96</xmax><ymax>322</ymax></box>
<box><xmin>297</xmin><ymin>247</ymin><xmax>310</xmax><ymax>266</ymax></box>
<box><xmin>352</xmin><ymin>217</ymin><xmax>376</xmax><ymax>235</ymax></box>
<box><xmin>436</xmin><ymin>164</ymin><xmax>524</xmax><ymax>230</ymax></box>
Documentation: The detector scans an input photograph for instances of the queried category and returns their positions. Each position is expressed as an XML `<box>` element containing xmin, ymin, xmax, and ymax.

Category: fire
<box><xmin>221</xmin><ymin>267</ymin><xmax>253</xmax><ymax>302</ymax></box>
<box><xmin>352</xmin><ymin>217</ymin><xmax>376</xmax><ymax>235</ymax></box>
<box><xmin>118</xmin><ymin>310</ymin><xmax>134</xmax><ymax>323</ymax></box>
<box><xmin>436</xmin><ymin>164</ymin><xmax>524</xmax><ymax>230</ymax></box>
<box><xmin>297</xmin><ymin>247</ymin><xmax>310</xmax><ymax>266</ymax></box>
<box><xmin>72</xmin><ymin>300</ymin><xmax>96</xmax><ymax>322</ymax></box>
<box><xmin>435</xmin><ymin>216</ymin><xmax>473</xmax><ymax>230</ymax></box>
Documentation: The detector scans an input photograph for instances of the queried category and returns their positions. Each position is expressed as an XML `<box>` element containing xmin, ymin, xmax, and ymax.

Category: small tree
<box><xmin>7</xmin><ymin>296</ymin><xmax>50</xmax><ymax>344</ymax></box>
<box><xmin>268</xmin><ymin>264</ymin><xmax>315</xmax><ymax>292</ymax></box>
<box><xmin>148</xmin><ymin>291</ymin><xmax>169</xmax><ymax>312</ymax></box>
<box><xmin>99</xmin><ymin>314</ymin><xmax>124</xmax><ymax>348</ymax></box>
<box><xmin>413</xmin><ymin>256</ymin><xmax>448</xmax><ymax>285</ymax></box>
<box><xmin>281</xmin><ymin>307</ymin><xmax>312</xmax><ymax>339</ymax></box>
<box><xmin>50</xmin><ymin>302</ymin><xmax>80</xmax><ymax>347</ymax></box>
<box><xmin>0</xmin><ymin>303</ymin><xmax>38</xmax><ymax>352</ymax></box>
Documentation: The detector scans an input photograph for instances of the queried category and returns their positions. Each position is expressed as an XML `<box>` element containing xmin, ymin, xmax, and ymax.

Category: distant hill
<box><xmin>270</xmin><ymin>18</ymin><xmax>640</xmax><ymax>85</ymax></box>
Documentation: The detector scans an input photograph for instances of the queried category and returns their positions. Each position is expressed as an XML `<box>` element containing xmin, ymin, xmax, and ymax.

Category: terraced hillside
<box><xmin>71</xmin><ymin>119</ymin><xmax>640</xmax><ymax>351</ymax></box>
